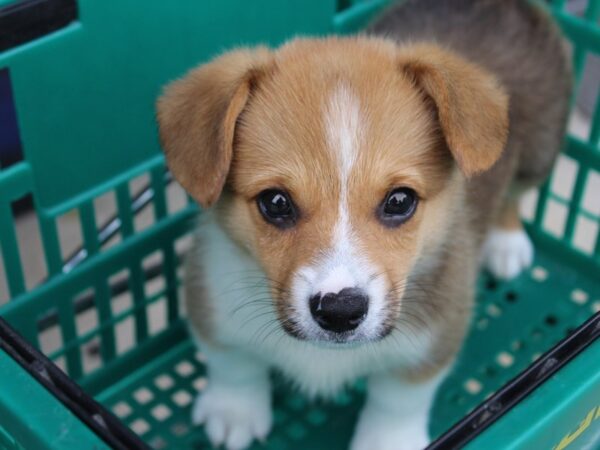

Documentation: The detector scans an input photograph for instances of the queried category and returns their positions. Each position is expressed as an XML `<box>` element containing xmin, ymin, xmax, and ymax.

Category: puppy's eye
<box><xmin>257</xmin><ymin>189</ymin><xmax>297</xmax><ymax>228</ymax></box>
<box><xmin>378</xmin><ymin>187</ymin><xmax>418</xmax><ymax>227</ymax></box>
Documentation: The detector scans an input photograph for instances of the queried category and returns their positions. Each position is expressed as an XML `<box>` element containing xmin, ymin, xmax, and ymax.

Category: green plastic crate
<box><xmin>0</xmin><ymin>0</ymin><xmax>599</xmax><ymax>449</ymax></box>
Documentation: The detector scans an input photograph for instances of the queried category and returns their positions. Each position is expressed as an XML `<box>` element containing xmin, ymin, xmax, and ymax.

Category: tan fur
<box><xmin>156</xmin><ymin>47</ymin><xmax>272</xmax><ymax>207</ymax></box>
<box><xmin>399</xmin><ymin>44</ymin><xmax>509</xmax><ymax>177</ymax></box>
<box><xmin>495</xmin><ymin>197</ymin><xmax>523</xmax><ymax>230</ymax></box>
<box><xmin>157</xmin><ymin>36</ymin><xmax>509</xmax><ymax>377</ymax></box>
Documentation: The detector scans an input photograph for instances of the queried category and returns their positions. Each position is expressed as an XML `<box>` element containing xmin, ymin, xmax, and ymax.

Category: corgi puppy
<box><xmin>156</xmin><ymin>0</ymin><xmax>571</xmax><ymax>449</ymax></box>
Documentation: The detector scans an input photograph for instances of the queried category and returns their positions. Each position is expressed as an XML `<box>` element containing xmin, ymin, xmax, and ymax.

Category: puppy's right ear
<box><xmin>156</xmin><ymin>48</ymin><xmax>271</xmax><ymax>208</ymax></box>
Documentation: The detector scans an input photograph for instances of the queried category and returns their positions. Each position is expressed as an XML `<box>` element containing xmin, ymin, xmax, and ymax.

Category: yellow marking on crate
<box><xmin>554</xmin><ymin>407</ymin><xmax>599</xmax><ymax>450</ymax></box>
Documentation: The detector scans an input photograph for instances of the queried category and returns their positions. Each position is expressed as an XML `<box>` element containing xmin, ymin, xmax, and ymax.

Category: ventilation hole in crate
<box><xmin>531</xmin><ymin>352</ymin><xmax>542</xmax><ymax>362</ymax></box>
<box><xmin>175</xmin><ymin>360</ymin><xmax>195</xmax><ymax>378</ymax></box>
<box><xmin>151</xmin><ymin>404</ymin><xmax>172</xmax><ymax>422</ymax></box>
<box><xmin>167</xmin><ymin>181</ymin><xmax>189</xmax><ymax>215</ymax></box>
<box><xmin>130</xmin><ymin>172</ymin><xmax>151</xmax><ymax>193</ymax></box>
<box><xmin>133</xmin><ymin>387</ymin><xmax>154</xmax><ymax>405</ymax></box>
<box><xmin>149</xmin><ymin>436</ymin><xmax>168</xmax><ymax>450</ymax></box>
<box><xmin>531</xmin><ymin>266</ymin><xmax>548</xmax><ymax>282</ymax></box>
<box><xmin>142</xmin><ymin>250</ymin><xmax>165</xmax><ymax>298</ymax></box>
<box><xmin>571</xmin><ymin>289</ymin><xmax>590</xmax><ymax>305</ymax></box>
<box><xmin>573</xmin><ymin>216</ymin><xmax>598</xmax><ymax>255</ymax></box>
<box><xmin>115</xmin><ymin>316</ymin><xmax>136</xmax><ymax>354</ymax></box>
<box><xmin>195</xmin><ymin>352</ymin><xmax>207</xmax><ymax>363</ymax></box>
<box><xmin>53</xmin><ymin>355</ymin><xmax>67</xmax><ymax>372</ymax></box>
<box><xmin>505</xmin><ymin>291</ymin><xmax>518</xmax><ymax>303</ymax></box>
<box><xmin>485</xmin><ymin>279</ymin><xmax>497</xmax><ymax>291</ymax></box>
<box><xmin>464</xmin><ymin>378</ymin><xmax>483</xmax><ymax>395</ymax></box>
<box><xmin>286</xmin><ymin>422</ymin><xmax>308</xmax><ymax>440</ymax></box>
<box><xmin>38</xmin><ymin>310</ymin><xmax>63</xmax><ymax>355</ymax></box>
<box><xmin>148</xmin><ymin>298</ymin><xmax>167</xmax><ymax>335</ymax></box>
<box><xmin>93</xmin><ymin>190</ymin><xmax>117</xmax><ymax>228</ymax></box>
<box><xmin>544</xmin><ymin>315</ymin><xmax>558</xmax><ymax>327</ymax></box>
<box><xmin>85</xmin><ymin>338</ymin><xmax>100</xmax><ymax>357</ymax></box>
<box><xmin>82</xmin><ymin>337</ymin><xmax>102</xmax><ymax>374</ymax></box>
<box><xmin>592</xmin><ymin>301</ymin><xmax>600</xmax><ymax>313</ymax></box>
<box><xmin>519</xmin><ymin>189</ymin><xmax>538</xmax><ymax>222</ymax></box>
<box><xmin>109</xmin><ymin>269</ymin><xmax>133</xmax><ymax>315</ymax></box>
<box><xmin>476</xmin><ymin>318</ymin><xmax>489</xmax><ymax>331</ymax></box>
<box><xmin>111</xmin><ymin>290</ymin><xmax>133</xmax><ymax>316</ymax></box>
<box><xmin>486</xmin><ymin>303</ymin><xmax>502</xmax><ymax>318</ymax></box>
<box><xmin>130</xmin><ymin>418</ymin><xmax>150</xmax><ymax>436</ymax></box>
<box><xmin>193</xmin><ymin>377</ymin><xmax>207</xmax><ymax>391</ymax></box>
<box><xmin>449</xmin><ymin>393</ymin><xmax>466</xmax><ymax>405</ymax></box>
<box><xmin>511</xmin><ymin>340</ymin><xmax>524</xmax><ymax>352</ymax></box>
<box><xmin>145</xmin><ymin>275</ymin><xmax>166</xmax><ymax>300</ymax></box>
<box><xmin>543</xmin><ymin>200</ymin><xmax>568</xmax><ymax>238</ymax></box>
<box><xmin>93</xmin><ymin>190</ymin><xmax>121</xmax><ymax>251</ymax></box>
<box><xmin>531</xmin><ymin>328</ymin><xmax>544</xmax><ymax>341</ymax></box>
<box><xmin>306</xmin><ymin>408</ymin><xmax>328</xmax><ymax>426</ymax></box>
<box><xmin>172</xmin><ymin>390</ymin><xmax>193</xmax><ymax>408</ymax></box>
<box><xmin>571</xmin><ymin>60</ymin><xmax>597</xmax><ymax>136</ymax></box>
<box><xmin>582</xmin><ymin>171</ymin><xmax>600</xmax><ymax>216</ymax></box>
<box><xmin>112</xmin><ymin>401</ymin><xmax>133</xmax><ymax>418</ymax></box>
<box><xmin>170</xmin><ymin>422</ymin><xmax>189</xmax><ymax>437</ymax></box>
<box><xmin>482</xmin><ymin>366</ymin><xmax>497</xmax><ymax>378</ymax></box>
<box><xmin>551</xmin><ymin>155</ymin><xmax>578</xmax><ymax>200</ymax></box>
<box><xmin>496</xmin><ymin>351</ymin><xmax>514</xmax><ymax>368</ymax></box>
<box><xmin>57</xmin><ymin>208</ymin><xmax>84</xmax><ymax>265</ymax></box>
<box><xmin>74</xmin><ymin>288</ymin><xmax>98</xmax><ymax>335</ymax></box>
<box><xmin>155</xmin><ymin>374</ymin><xmax>175</xmax><ymax>391</ymax></box>
<box><xmin>13</xmin><ymin>204</ymin><xmax>47</xmax><ymax>292</ymax></box>
<box><xmin>129</xmin><ymin>173</ymin><xmax>156</xmax><ymax>234</ymax></box>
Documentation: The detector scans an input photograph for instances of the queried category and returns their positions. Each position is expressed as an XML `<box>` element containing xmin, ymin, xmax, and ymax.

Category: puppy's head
<box><xmin>157</xmin><ymin>38</ymin><xmax>508</xmax><ymax>345</ymax></box>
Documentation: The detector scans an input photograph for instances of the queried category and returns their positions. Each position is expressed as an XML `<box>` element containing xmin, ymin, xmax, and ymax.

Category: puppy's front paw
<box><xmin>482</xmin><ymin>228</ymin><xmax>534</xmax><ymax>280</ymax></box>
<box><xmin>350</xmin><ymin>407</ymin><xmax>429</xmax><ymax>450</ymax></box>
<box><xmin>192</xmin><ymin>380</ymin><xmax>272</xmax><ymax>450</ymax></box>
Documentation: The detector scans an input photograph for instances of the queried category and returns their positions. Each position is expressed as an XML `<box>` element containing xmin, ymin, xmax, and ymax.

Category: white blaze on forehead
<box><xmin>315</xmin><ymin>84</ymin><xmax>365</xmax><ymax>294</ymax></box>
<box><xmin>325</xmin><ymin>84</ymin><xmax>362</xmax><ymax>188</ymax></box>
<box><xmin>288</xmin><ymin>84</ymin><xmax>387</xmax><ymax>340</ymax></box>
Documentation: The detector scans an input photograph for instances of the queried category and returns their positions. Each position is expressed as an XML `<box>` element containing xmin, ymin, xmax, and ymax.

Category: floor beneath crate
<box><xmin>90</xmin><ymin>247</ymin><xmax>600</xmax><ymax>450</ymax></box>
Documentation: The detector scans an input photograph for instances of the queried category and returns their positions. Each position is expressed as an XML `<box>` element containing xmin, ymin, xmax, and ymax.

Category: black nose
<box><xmin>309</xmin><ymin>288</ymin><xmax>369</xmax><ymax>333</ymax></box>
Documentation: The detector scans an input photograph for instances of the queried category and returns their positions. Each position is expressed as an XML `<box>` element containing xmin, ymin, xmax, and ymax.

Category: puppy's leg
<box><xmin>192</xmin><ymin>345</ymin><xmax>272</xmax><ymax>450</ymax></box>
<box><xmin>350</xmin><ymin>371</ymin><xmax>446</xmax><ymax>450</ymax></box>
<box><xmin>481</xmin><ymin>194</ymin><xmax>533</xmax><ymax>280</ymax></box>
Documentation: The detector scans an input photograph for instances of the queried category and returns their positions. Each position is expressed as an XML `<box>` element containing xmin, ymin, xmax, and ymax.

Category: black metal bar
<box><xmin>0</xmin><ymin>0</ymin><xmax>78</xmax><ymax>52</ymax></box>
<box><xmin>0</xmin><ymin>316</ymin><xmax>149</xmax><ymax>450</ymax></box>
<box><xmin>428</xmin><ymin>311</ymin><xmax>600</xmax><ymax>449</ymax></box>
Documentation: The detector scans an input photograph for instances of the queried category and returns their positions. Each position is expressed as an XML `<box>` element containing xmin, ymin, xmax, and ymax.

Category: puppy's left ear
<box><xmin>399</xmin><ymin>44</ymin><xmax>509</xmax><ymax>177</ymax></box>
<box><xmin>156</xmin><ymin>48</ymin><xmax>272</xmax><ymax>207</ymax></box>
